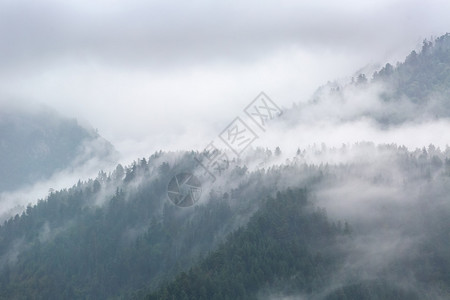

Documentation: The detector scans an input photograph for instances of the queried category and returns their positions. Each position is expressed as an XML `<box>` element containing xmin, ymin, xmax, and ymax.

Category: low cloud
<box><xmin>1</xmin><ymin>0</ymin><xmax>450</xmax><ymax>163</ymax></box>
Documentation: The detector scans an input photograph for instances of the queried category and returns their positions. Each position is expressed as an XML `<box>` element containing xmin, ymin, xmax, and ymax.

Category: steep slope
<box><xmin>147</xmin><ymin>188</ymin><xmax>430</xmax><ymax>300</ymax></box>
<box><xmin>284</xmin><ymin>33</ymin><xmax>450</xmax><ymax>126</ymax></box>
<box><xmin>147</xmin><ymin>188</ymin><xmax>349</xmax><ymax>300</ymax></box>
<box><xmin>1</xmin><ymin>34</ymin><xmax>450</xmax><ymax>300</ymax></box>
<box><xmin>0</xmin><ymin>104</ymin><xmax>116</xmax><ymax>192</ymax></box>
<box><xmin>0</xmin><ymin>150</ymin><xmax>300</xmax><ymax>299</ymax></box>
<box><xmin>373</xmin><ymin>33</ymin><xmax>450</xmax><ymax>105</ymax></box>
<box><xmin>145</xmin><ymin>147</ymin><xmax>450</xmax><ymax>299</ymax></box>
<box><xmin>0</xmin><ymin>145</ymin><xmax>448</xmax><ymax>299</ymax></box>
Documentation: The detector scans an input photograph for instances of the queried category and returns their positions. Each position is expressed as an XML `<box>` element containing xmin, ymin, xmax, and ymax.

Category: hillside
<box><xmin>1</xmin><ymin>34</ymin><xmax>450</xmax><ymax>300</ymax></box>
<box><xmin>0</xmin><ymin>144</ymin><xmax>448</xmax><ymax>299</ymax></box>
<box><xmin>285</xmin><ymin>33</ymin><xmax>450</xmax><ymax>126</ymax></box>
<box><xmin>0</xmin><ymin>104</ymin><xmax>116</xmax><ymax>192</ymax></box>
<box><xmin>147</xmin><ymin>189</ymin><xmax>426</xmax><ymax>300</ymax></box>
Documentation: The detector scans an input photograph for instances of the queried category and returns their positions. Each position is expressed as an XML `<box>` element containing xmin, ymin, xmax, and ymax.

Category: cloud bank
<box><xmin>1</xmin><ymin>0</ymin><xmax>450</xmax><ymax>162</ymax></box>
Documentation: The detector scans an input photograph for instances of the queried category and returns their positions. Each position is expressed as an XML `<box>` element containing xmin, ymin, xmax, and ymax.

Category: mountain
<box><xmin>1</xmin><ymin>34</ymin><xmax>450</xmax><ymax>300</ymax></box>
<box><xmin>0</xmin><ymin>104</ymin><xmax>117</xmax><ymax>192</ymax></box>
<box><xmin>0</xmin><ymin>150</ymin><xmax>296</xmax><ymax>299</ymax></box>
<box><xmin>147</xmin><ymin>188</ymin><xmax>350</xmax><ymax>300</ymax></box>
<box><xmin>372</xmin><ymin>33</ymin><xmax>450</xmax><ymax>105</ymax></box>
<box><xmin>147</xmin><ymin>189</ymin><xmax>423</xmax><ymax>300</ymax></box>
<box><xmin>0</xmin><ymin>144</ymin><xmax>448</xmax><ymax>299</ymax></box>
<box><xmin>285</xmin><ymin>33</ymin><xmax>450</xmax><ymax>126</ymax></box>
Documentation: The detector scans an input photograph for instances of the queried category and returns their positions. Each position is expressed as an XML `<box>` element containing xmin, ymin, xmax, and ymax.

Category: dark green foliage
<box><xmin>2</xmin><ymin>32</ymin><xmax>450</xmax><ymax>300</ymax></box>
<box><xmin>296</xmin><ymin>33</ymin><xmax>450</xmax><ymax>126</ymax></box>
<box><xmin>147</xmin><ymin>189</ymin><xmax>347</xmax><ymax>300</ymax></box>
<box><xmin>0</xmin><ymin>144</ymin><xmax>449</xmax><ymax>299</ymax></box>
<box><xmin>0</xmin><ymin>151</ymin><xmax>299</xmax><ymax>299</ymax></box>
<box><xmin>373</xmin><ymin>34</ymin><xmax>450</xmax><ymax>107</ymax></box>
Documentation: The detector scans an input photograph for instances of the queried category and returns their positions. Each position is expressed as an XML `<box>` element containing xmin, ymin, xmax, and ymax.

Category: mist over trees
<box><xmin>0</xmin><ymin>33</ymin><xmax>450</xmax><ymax>300</ymax></box>
<box><xmin>0</xmin><ymin>142</ymin><xmax>448</xmax><ymax>299</ymax></box>
<box><xmin>284</xmin><ymin>34</ymin><xmax>450</xmax><ymax>128</ymax></box>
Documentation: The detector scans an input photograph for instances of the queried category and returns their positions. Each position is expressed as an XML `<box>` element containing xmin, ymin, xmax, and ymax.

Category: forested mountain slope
<box><xmin>0</xmin><ymin>144</ymin><xmax>449</xmax><ymax>299</ymax></box>
<box><xmin>1</xmin><ymin>34</ymin><xmax>450</xmax><ymax>300</ymax></box>
<box><xmin>0</xmin><ymin>150</ymin><xmax>302</xmax><ymax>299</ymax></box>
<box><xmin>0</xmin><ymin>104</ymin><xmax>116</xmax><ymax>192</ymax></box>
<box><xmin>147</xmin><ymin>188</ymin><xmax>425</xmax><ymax>300</ymax></box>
<box><xmin>285</xmin><ymin>33</ymin><xmax>450</xmax><ymax>126</ymax></box>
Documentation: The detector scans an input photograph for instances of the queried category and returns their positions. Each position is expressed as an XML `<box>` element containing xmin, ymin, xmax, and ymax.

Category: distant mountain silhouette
<box><xmin>0</xmin><ymin>104</ymin><xmax>117</xmax><ymax>192</ymax></box>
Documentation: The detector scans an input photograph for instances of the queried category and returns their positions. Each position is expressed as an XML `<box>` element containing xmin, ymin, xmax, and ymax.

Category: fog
<box><xmin>1</xmin><ymin>0</ymin><xmax>450</xmax><ymax>163</ymax></box>
<box><xmin>0</xmin><ymin>153</ymin><xmax>117</xmax><ymax>223</ymax></box>
<box><xmin>243</xmin><ymin>143</ymin><xmax>450</xmax><ymax>299</ymax></box>
<box><xmin>1</xmin><ymin>1</ymin><xmax>450</xmax><ymax>298</ymax></box>
<box><xmin>259</xmin><ymin>79</ymin><xmax>450</xmax><ymax>155</ymax></box>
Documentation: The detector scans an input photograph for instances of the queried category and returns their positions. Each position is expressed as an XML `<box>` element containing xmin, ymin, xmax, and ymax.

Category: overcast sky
<box><xmin>1</xmin><ymin>0</ymin><xmax>450</xmax><ymax>161</ymax></box>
